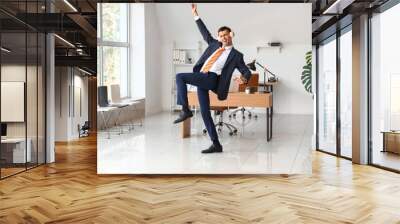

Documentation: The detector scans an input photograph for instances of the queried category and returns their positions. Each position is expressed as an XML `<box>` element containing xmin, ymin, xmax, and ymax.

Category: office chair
<box><xmin>78</xmin><ymin>121</ymin><xmax>90</xmax><ymax>138</ymax></box>
<box><xmin>229</xmin><ymin>73</ymin><xmax>259</xmax><ymax>120</ymax></box>
<box><xmin>98</xmin><ymin>86</ymin><xmax>109</xmax><ymax>107</ymax></box>
<box><xmin>203</xmin><ymin>106</ymin><xmax>238</xmax><ymax>136</ymax></box>
<box><xmin>110</xmin><ymin>84</ymin><xmax>143</xmax><ymax>131</ymax></box>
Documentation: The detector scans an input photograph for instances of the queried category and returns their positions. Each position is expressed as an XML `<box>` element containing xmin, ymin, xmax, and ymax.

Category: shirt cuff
<box><xmin>194</xmin><ymin>16</ymin><xmax>200</xmax><ymax>21</ymax></box>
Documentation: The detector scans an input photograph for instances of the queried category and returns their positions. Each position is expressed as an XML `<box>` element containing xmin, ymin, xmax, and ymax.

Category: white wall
<box><xmin>151</xmin><ymin>3</ymin><xmax>313</xmax><ymax>114</ymax></box>
<box><xmin>130</xmin><ymin>3</ymin><xmax>162</xmax><ymax>115</ymax></box>
<box><xmin>144</xmin><ymin>4</ymin><xmax>163</xmax><ymax>115</ymax></box>
<box><xmin>72</xmin><ymin>74</ymin><xmax>89</xmax><ymax>137</ymax></box>
<box><xmin>54</xmin><ymin>67</ymin><xmax>89</xmax><ymax>141</ymax></box>
<box><xmin>55</xmin><ymin>67</ymin><xmax>69</xmax><ymax>141</ymax></box>
<box><xmin>131</xmin><ymin>4</ymin><xmax>146</xmax><ymax>100</ymax></box>
<box><xmin>238</xmin><ymin>43</ymin><xmax>313</xmax><ymax>114</ymax></box>
<box><xmin>2</xmin><ymin>63</ymin><xmax>47</xmax><ymax>163</ymax></box>
<box><xmin>1</xmin><ymin>65</ymin><xmax>43</xmax><ymax>135</ymax></box>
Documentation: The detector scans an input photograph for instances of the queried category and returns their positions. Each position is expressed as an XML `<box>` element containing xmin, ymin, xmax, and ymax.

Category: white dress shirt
<box><xmin>200</xmin><ymin>45</ymin><xmax>232</xmax><ymax>75</ymax></box>
<box><xmin>195</xmin><ymin>16</ymin><xmax>233</xmax><ymax>75</ymax></box>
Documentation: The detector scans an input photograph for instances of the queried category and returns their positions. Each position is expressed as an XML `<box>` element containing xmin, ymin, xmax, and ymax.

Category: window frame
<box><xmin>316</xmin><ymin>24</ymin><xmax>353</xmax><ymax>161</ymax></box>
<box><xmin>97</xmin><ymin>3</ymin><xmax>131</xmax><ymax>98</ymax></box>
<box><xmin>368</xmin><ymin>2</ymin><xmax>400</xmax><ymax>173</ymax></box>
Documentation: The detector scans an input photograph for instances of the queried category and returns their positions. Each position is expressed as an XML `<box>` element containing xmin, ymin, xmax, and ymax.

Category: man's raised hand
<box><xmin>191</xmin><ymin>3</ymin><xmax>198</xmax><ymax>17</ymax></box>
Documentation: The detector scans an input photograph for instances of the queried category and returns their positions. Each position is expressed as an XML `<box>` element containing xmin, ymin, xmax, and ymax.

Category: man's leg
<box><xmin>175</xmin><ymin>73</ymin><xmax>191</xmax><ymax>112</ymax></box>
<box><xmin>176</xmin><ymin>72</ymin><xmax>217</xmax><ymax>109</ymax></box>
<box><xmin>197</xmin><ymin>87</ymin><xmax>222</xmax><ymax>153</ymax></box>
<box><xmin>174</xmin><ymin>72</ymin><xmax>217</xmax><ymax>124</ymax></box>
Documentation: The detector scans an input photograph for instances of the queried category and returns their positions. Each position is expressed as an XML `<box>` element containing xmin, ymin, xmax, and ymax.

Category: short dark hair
<box><xmin>218</xmin><ymin>26</ymin><xmax>231</xmax><ymax>34</ymax></box>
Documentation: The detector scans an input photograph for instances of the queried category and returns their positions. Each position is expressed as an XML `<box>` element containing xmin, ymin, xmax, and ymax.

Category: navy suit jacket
<box><xmin>193</xmin><ymin>18</ymin><xmax>252</xmax><ymax>101</ymax></box>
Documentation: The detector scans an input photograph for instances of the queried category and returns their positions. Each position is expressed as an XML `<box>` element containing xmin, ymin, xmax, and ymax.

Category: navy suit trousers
<box><xmin>176</xmin><ymin>72</ymin><xmax>219</xmax><ymax>142</ymax></box>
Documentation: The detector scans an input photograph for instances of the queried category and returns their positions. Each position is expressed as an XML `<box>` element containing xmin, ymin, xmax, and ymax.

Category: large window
<box><xmin>317</xmin><ymin>25</ymin><xmax>353</xmax><ymax>159</ymax></box>
<box><xmin>340</xmin><ymin>28</ymin><xmax>352</xmax><ymax>158</ymax></box>
<box><xmin>371</xmin><ymin>3</ymin><xmax>400</xmax><ymax>171</ymax></box>
<box><xmin>317</xmin><ymin>36</ymin><xmax>337</xmax><ymax>155</ymax></box>
<box><xmin>98</xmin><ymin>3</ymin><xmax>129</xmax><ymax>98</ymax></box>
<box><xmin>0</xmin><ymin>1</ymin><xmax>46</xmax><ymax>179</ymax></box>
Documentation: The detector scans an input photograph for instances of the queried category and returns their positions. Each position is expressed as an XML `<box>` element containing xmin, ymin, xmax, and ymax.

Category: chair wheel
<box><xmin>233</xmin><ymin>130</ymin><xmax>238</xmax><ymax>133</ymax></box>
<box><xmin>229</xmin><ymin>115</ymin><xmax>232</xmax><ymax>118</ymax></box>
<box><xmin>255</xmin><ymin>115</ymin><xmax>258</xmax><ymax>119</ymax></box>
<box><xmin>248</xmin><ymin>114</ymin><xmax>252</xmax><ymax>117</ymax></box>
<box><xmin>229</xmin><ymin>132</ymin><xmax>233</xmax><ymax>136</ymax></box>
<box><xmin>203</xmin><ymin>129</ymin><xmax>207</xmax><ymax>134</ymax></box>
<box><xmin>233</xmin><ymin>114</ymin><xmax>236</xmax><ymax>117</ymax></box>
<box><xmin>242</xmin><ymin>116</ymin><xmax>245</xmax><ymax>119</ymax></box>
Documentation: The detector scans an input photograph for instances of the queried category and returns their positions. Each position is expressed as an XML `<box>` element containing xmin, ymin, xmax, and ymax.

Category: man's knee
<box><xmin>176</xmin><ymin>73</ymin><xmax>185</xmax><ymax>81</ymax></box>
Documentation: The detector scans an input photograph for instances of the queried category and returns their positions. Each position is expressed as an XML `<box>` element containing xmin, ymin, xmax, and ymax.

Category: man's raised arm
<box><xmin>192</xmin><ymin>3</ymin><xmax>216</xmax><ymax>45</ymax></box>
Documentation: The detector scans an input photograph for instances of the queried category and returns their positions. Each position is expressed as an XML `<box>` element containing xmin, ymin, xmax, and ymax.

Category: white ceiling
<box><xmin>153</xmin><ymin>3</ymin><xmax>312</xmax><ymax>45</ymax></box>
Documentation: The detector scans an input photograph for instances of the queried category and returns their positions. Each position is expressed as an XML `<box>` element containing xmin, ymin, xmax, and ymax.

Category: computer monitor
<box><xmin>1</xmin><ymin>123</ymin><xmax>7</xmax><ymax>137</ymax></box>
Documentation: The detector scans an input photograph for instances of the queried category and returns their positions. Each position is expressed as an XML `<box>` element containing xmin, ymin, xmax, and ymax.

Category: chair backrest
<box><xmin>238</xmin><ymin>73</ymin><xmax>259</xmax><ymax>92</ymax></box>
<box><xmin>98</xmin><ymin>86</ymin><xmax>109</xmax><ymax>107</ymax></box>
<box><xmin>82</xmin><ymin>121</ymin><xmax>90</xmax><ymax>129</ymax></box>
<box><xmin>110</xmin><ymin>84</ymin><xmax>121</xmax><ymax>103</ymax></box>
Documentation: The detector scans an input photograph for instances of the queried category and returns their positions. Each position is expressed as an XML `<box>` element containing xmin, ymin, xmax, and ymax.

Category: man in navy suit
<box><xmin>174</xmin><ymin>3</ymin><xmax>252</xmax><ymax>153</ymax></box>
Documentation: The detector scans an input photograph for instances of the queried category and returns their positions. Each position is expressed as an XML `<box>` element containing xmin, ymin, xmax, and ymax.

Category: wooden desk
<box><xmin>182</xmin><ymin>91</ymin><xmax>273</xmax><ymax>141</ymax></box>
<box><xmin>259</xmin><ymin>81</ymin><xmax>278</xmax><ymax>114</ymax></box>
<box><xmin>381</xmin><ymin>131</ymin><xmax>400</xmax><ymax>154</ymax></box>
<box><xmin>1</xmin><ymin>138</ymin><xmax>32</xmax><ymax>164</ymax></box>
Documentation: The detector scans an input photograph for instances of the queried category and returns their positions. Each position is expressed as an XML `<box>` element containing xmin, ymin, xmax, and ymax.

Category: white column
<box><xmin>46</xmin><ymin>33</ymin><xmax>55</xmax><ymax>163</ymax></box>
<box><xmin>352</xmin><ymin>14</ymin><xmax>369</xmax><ymax>164</ymax></box>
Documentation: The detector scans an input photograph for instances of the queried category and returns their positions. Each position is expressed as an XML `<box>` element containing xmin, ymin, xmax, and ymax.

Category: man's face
<box><xmin>218</xmin><ymin>30</ymin><xmax>232</xmax><ymax>47</ymax></box>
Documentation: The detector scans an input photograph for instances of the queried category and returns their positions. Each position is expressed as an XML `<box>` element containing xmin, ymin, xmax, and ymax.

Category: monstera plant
<box><xmin>301</xmin><ymin>51</ymin><xmax>312</xmax><ymax>94</ymax></box>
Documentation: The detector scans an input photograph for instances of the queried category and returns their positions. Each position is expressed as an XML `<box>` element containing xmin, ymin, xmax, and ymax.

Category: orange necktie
<box><xmin>201</xmin><ymin>47</ymin><xmax>225</xmax><ymax>73</ymax></box>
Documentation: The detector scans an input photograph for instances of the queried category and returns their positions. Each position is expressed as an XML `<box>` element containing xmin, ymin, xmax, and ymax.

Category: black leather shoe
<box><xmin>173</xmin><ymin>110</ymin><xmax>193</xmax><ymax>124</ymax></box>
<box><xmin>201</xmin><ymin>144</ymin><xmax>223</xmax><ymax>154</ymax></box>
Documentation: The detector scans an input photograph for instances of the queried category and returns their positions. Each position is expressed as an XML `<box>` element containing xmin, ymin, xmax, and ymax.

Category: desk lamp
<box><xmin>246</xmin><ymin>60</ymin><xmax>277</xmax><ymax>92</ymax></box>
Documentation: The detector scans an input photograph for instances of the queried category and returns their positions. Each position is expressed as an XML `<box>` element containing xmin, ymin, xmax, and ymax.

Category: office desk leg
<box><xmin>100</xmin><ymin>111</ymin><xmax>111</xmax><ymax>139</ymax></box>
<box><xmin>266</xmin><ymin>107</ymin><xmax>272</xmax><ymax>141</ymax></box>
<box><xmin>271</xmin><ymin>86</ymin><xmax>273</xmax><ymax>115</ymax></box>
<box><xmin>182</xmin><ymin>118</ymin><xmax>191</xmax><ymax>138</ymax></box>
<box><xmin>114</xmin><ymin>109</ymin><xmax>123</xmax><ymax>135</ymax></box>
<box><xmin>266</xmin><ymin>108</ymin><xmax>269</xmax><ymax>141</ymax></box>
<box><xmin>269</xmin><ymin>107</ymin><xmax>273</xmax><ymax>140</ymax></box>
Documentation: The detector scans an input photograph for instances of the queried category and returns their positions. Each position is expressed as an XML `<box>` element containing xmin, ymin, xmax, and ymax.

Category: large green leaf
<box><xmin>301</xmin><ymin>51</ymin><xmax>312</xmax><ymax>94</ymax></box>
<box><xmin>305</xmin><ymin>51</ymin><xmax>312</xmax><ymax>65</ymax></box>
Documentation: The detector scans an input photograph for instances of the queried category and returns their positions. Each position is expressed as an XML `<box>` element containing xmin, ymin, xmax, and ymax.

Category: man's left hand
<box><xmin>234</xmin><ymin>76</ymin><xmax>247</xmax><ymax>85</ymax></box>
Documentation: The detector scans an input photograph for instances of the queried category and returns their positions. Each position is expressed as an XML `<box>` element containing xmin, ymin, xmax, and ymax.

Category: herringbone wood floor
<box><xmin>1</xmin><ymin>135</ymin><xmax>400</xmax><ymax>224</ymax></box>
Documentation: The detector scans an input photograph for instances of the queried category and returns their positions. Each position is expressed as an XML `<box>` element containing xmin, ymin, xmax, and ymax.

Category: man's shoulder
<box><xmin>210</xmin><ymin>40</ymin><xmax>219</xmax><ymax>45</ymax></box>
<box><xmin>232</xmin><ymin>49</ymin><xmax>243</xmax><ymax>57</ymax></box>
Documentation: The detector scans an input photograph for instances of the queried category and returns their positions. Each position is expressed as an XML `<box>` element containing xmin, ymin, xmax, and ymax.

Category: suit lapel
<box><xmin>223</xmin><ymin>48</ymin><xmax>236</xmax><ymax>69</ymax></box>
<box><xmin>205</xmin><ymin>43</ymin><xmax>220</xmax><ymax>61</ymax></box>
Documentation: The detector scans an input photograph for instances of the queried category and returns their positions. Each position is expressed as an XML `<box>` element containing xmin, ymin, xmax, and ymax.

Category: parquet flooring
<box><xmin>1</xmin><ymin>135</ymin><xmax>400</xmax><ymax>223</ymax></box>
